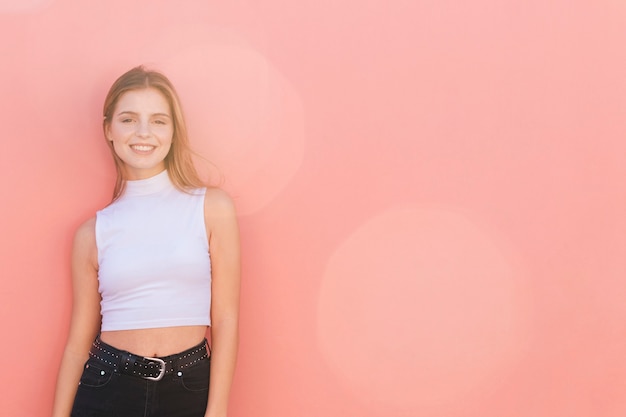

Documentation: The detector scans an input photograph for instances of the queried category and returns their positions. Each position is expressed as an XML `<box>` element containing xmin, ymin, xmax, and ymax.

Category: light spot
<box><xmin>160</xmin><ymin>42</ymin><xmax>305</xmax><ymax>215</ymax></box>
<box><xmin>317</xmin><ymin>205</ymin><xmax>531</xmax><ymax>414</ymax></box>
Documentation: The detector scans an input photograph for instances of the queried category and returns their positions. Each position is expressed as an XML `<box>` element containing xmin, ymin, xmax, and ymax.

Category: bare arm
<box><xmin>204</xmin><ymin>189</ymin><xmax>241</xmax><ymax>417</ymax></box>
<box><xmin>52</xmin><ymin>218</ymin><xmax>101</xmax><ymax>417</ymax></box>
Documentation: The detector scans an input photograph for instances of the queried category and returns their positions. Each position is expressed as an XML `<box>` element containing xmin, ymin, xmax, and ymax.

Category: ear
<box><xmin>104</xmin><ymin>121</ymin><xmax>113</xmax><ymax>141</ymax></box>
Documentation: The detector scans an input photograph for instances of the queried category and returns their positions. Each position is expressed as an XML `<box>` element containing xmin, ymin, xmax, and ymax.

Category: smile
<box><xmin>130</xmin><ymin>144</ymin><xmax>156</xmax><ymax>152</ymax></box>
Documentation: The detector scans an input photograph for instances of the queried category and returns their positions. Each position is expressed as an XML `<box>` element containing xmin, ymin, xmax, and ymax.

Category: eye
<box><xmin>121</xmin><ymin>118</ymin><xmax>134</xmax><ymax>123</ymax></box>
<box><xmin>153</xmin><ymin>119</ymin><xmax>169</xmax><ymax>125</ymax></box>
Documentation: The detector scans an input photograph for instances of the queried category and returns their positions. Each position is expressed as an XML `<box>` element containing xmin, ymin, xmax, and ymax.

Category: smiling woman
<box><xmin>101</xmin><ymin>67</ymin><xmax>207</xmax><ymax>202</ymax></box>
<box><xmin>52</xmin><ymin>66</ymin><xmax>241</xmax><ymax>417</ymax></box>
<box><xmin>106</xmin><ymin>88</ymin><xmax>174</xmax><ymax>180</ymax></box>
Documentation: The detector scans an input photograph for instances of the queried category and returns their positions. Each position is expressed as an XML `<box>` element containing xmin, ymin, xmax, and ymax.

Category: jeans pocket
<box><xmin>179</xmin><ymin>357</ymin><xmax>211</xmax><ymax>392</ymax></box>
<box><xmin>79</xmin><ymin>358</ymin><xmax>116</xmax><ymax>388</ymax></box>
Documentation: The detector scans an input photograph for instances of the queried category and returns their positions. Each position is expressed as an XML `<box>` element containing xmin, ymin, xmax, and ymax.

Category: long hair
<box><xmin>102</xmin><ymin>66</ymin><xmax>205</xmax><ymax>201</ymax></box>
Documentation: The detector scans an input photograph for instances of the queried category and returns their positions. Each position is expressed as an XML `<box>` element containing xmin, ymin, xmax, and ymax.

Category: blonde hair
<box><xmin>103</xmin><ymin>66</ymin><xmax>205</xmax><ymax>201</ymax></box>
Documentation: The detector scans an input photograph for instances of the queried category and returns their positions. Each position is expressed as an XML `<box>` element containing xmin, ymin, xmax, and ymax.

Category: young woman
<box><xmin>52</xmin><ymin>66</ymin><xmax>240</xmax><ymax>417</ymax></box>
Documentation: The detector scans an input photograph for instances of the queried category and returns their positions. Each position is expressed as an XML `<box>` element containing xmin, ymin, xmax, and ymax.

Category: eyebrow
<box><xmin>116</xmin><ymin>111</ymin><xmax>172</xmax><ymax>118</ymax></box>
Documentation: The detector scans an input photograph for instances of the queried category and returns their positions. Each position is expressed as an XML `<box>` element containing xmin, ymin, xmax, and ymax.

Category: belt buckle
<box><xmin>142</xmin><ymin>357</ymin><xmax>166</xmax><ymax>381</ymax></box>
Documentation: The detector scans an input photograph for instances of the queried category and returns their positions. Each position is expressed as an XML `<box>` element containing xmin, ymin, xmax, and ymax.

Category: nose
<box><xmin>136</xmin><ymin>120</ymin><xmax>151</xmax><ymax>137</ymax></box>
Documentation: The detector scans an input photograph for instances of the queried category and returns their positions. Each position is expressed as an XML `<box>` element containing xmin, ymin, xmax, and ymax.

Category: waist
<box><xmin>89</xmin><ymin>335</ymin><xmax>210</xmax><ymax>381</ymax></box>
<box><xmin>100</xmin><ymin>326</ymin><xmax>208</xmax><ymax>357</ymax></box>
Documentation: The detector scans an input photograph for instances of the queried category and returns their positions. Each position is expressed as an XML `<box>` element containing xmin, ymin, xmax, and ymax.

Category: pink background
<box><xmin>1</xmin><ymin>0</ymin><xmax>626</xmax><ymax>416</ymax></box>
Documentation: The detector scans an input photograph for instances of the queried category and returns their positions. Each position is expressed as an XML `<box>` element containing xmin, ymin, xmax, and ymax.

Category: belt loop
<box><xmin>119</xmin><ymin>351</ymin><xmax>132</xmax><ymax>373</ymax></box>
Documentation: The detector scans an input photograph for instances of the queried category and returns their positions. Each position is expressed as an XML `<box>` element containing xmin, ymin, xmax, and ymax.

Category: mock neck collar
<box><xmin>124</xmin><ymin>170</ymin><xmax>171</xmax><ymax>196</ymax></box>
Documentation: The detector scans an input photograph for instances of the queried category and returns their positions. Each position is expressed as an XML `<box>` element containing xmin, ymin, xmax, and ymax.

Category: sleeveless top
<box><xmin>96</xmin><ymin>170</ymin><xmax>212</xmax><ymax>331</ymax></box>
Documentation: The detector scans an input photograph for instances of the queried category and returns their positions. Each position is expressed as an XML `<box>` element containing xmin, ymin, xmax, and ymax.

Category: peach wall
<box><xmin>1</xmin><ymin>0</ymin><xmax>625</xmax><ymax>416</ymax></box>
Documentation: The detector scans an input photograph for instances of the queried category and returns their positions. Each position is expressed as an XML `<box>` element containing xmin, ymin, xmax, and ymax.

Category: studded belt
<box><xmin>88</xmin><ymin>336</ymin><xmax>210</xmax><ymax>381</ymax></box>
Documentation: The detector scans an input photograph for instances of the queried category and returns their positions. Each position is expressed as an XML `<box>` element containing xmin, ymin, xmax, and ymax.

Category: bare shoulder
<box><xmin>204</xmin><ymin>187</ymin><xmax>236</xmax><ymax>218</ymax></box>
<box><xmin>73</xmin><ymin>217</ymin><xmax>98</xmax><ymax>267</ymax></box>
<box><xmin>203</xmin><ymin>188</ymin><xmax>238</xmax><ymax>241</ymax></box>
<box><xmin>74</xmin><ymin>217</ymin><xmax>96</xmax><ymax>245</ymax></box>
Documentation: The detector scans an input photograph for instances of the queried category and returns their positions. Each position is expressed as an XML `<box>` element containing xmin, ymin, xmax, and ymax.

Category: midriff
<box><xmin>100</xmin><ymin>325</ymin><xmax>208</xmax><ymax>357</ymax></box>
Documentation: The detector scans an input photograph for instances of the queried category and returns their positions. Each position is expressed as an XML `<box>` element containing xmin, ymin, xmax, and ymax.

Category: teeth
<box><xmin>131</xmin><ymin>145</ymin><xmax>154</xmax><ymax>152</ymax></box>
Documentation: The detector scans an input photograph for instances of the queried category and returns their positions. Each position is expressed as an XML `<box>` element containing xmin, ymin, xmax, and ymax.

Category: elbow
<box><xmin>210</xmin><ymin>316</ymin><xmax>239</xmax><ymax>344</ymax></box>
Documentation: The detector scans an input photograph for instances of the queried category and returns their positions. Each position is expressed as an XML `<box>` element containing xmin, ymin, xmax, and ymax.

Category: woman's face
<box><xmin>106</xmin><ymin>88</ymin><xmax>174</xmax><ymax>180</ymax></box>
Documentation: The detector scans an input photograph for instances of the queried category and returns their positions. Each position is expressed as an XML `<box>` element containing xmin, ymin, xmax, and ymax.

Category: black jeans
<box><xmin>71</xmin><ymin>338</ymin><xmax>210</xmax><ymax>417</ymax></box>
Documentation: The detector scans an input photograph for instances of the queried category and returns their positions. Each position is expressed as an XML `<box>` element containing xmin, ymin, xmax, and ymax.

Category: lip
<box><xmin>130</xmin><ymin>144</ymin><xmax>156</xmax><ymax>154</ymax></box>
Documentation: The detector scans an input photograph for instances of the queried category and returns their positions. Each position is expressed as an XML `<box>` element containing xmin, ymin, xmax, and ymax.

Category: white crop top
<box><xmin>96</xmin><ymin>170</ymin><xmax>212</xmax><ymax>331</ymax></box>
